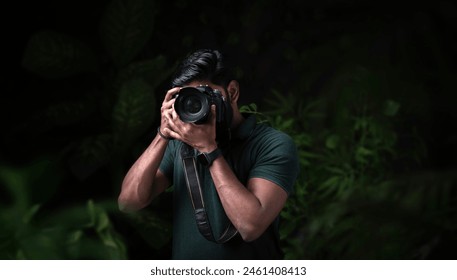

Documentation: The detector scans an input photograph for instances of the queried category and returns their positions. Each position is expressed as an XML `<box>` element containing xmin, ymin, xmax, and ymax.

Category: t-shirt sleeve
<box><xmin>158</xmin><ymin>140</ymin><xmax>176</xmax><ymax>181</ymax></box>
<box><xmin>248</xmin><ymin>132</ymin><xmax>300</xmax><ymax>195</ymax></box>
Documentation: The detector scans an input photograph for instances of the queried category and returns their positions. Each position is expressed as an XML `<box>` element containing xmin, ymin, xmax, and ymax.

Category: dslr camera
<box><xmin>174</xmin><ymin>85</ymin><xmax>233</xmax><ymax>126</ymax></box>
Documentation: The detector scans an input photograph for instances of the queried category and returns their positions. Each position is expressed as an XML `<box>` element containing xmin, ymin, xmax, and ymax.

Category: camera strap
<box><xmin>180</xmin><ymin>143</ymin><xmax>238</xmax><ymax>243</ymax></box>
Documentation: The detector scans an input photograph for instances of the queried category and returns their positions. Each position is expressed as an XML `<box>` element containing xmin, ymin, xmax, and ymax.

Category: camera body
<box><xmin>174</xmin><ymin>85</ymin><xmax>233</xmax><ymax>126</ymax></box>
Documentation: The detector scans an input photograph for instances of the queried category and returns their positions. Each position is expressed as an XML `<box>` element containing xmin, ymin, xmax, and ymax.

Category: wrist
<box><xmin>157</xmin><ymin>126</ymin><xmax>172</xmax><ymax>141</ymax></box>
<box><xmin>197</xmin><ymin>147</ymin><xmax>222</xmax><ymax>166</ymax></box>
<box><xmin>198</xmin><ymin>144</ymin><xmax>218</xmax><ymax>153</ymax></box>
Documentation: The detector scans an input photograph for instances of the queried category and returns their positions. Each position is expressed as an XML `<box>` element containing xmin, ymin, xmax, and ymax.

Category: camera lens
<box><xmin>175</xmin><ymin>87</ymin><xmax>210</xmax><ymax>124</ymax></box>
<box><xmin>184</xmin><ymin>95</ymin><xmax>203</xmax><ymax>114</ymax></box>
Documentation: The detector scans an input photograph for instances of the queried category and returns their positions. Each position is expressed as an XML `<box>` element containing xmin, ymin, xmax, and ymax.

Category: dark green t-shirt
<box><xmin>159</xmin><ymin>115</ymin><xmax>299</xmax><ymax>259</ymax></box>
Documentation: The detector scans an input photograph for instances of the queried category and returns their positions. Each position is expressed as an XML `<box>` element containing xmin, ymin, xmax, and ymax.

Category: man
<box><xmin>118</xmin><ymin>49</ymin><xmax>299</xmax><ymax>259</ymax></box>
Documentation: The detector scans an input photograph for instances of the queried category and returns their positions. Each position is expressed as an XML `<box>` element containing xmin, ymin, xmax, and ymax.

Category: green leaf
<box><xmin>96</xmin><ymin>212</ymin><xmax>111</xmax><ymax>233</ymax></box>
<box><xmin>0</xmin><ymin>166</ymin><xmax>28</xmax><ymax>211</ymax></box>
<box><xmin>325</xmin><ymin>134</ymin><xmax>340</xmax><ymax>149</ymax></box>
<box><xmin>248</xmin><ymin>103</ymin><xmax>258</xmax><ymax>111</ymax></box>
<box><xmin>87</xmin><ymin>200</ymin><xmax>96</xmax><ymax>227</ymax></box>
<box><xmin>239</xmin><ymin>103</ymin><xmax>258</xmax><ymax>114</ymax></box>
<box><xmin>384</xmin><ymin>99</ymin><xmax>401</xmax><ymax>116</ymax></box>
<box><xmin>112</xmin><ymin>78</ymin><xmax>156</xmax><ymax>143</ymax></box>
<box><xmin>22</xmin><ymin>205</ymin><xmax>41</xmax><ymax>224</ymax></box>
<box><xmin>67</xmin><ymin>230</ymin><xmax>83</xmax><ymax>244</ymax></box>
<box><xmin>22</xmin><ymin>30</ymin><xmax>97</xmax><ymax>78</ymax></box>
<box><xmin>318</xmin><ymin>176</ymin><xmax>342</xmax><ymax>195</ymax></box>
<box><xmin>281</xmin><ymin>118</ymin><xmax>295</xmax><ymax>130</ymax></box>
<box><xmin>355</xmin><ymin>146</ymin><xmax>374</xmax><ymax>163</ymax></box>
<box><xmin>324</xmin><ymin>166</ymin><xmax>346</xmax><ymax>175</ymax></box>
<box><xmin>100</xmin><ymin>0</ymin><xmax>157</xmax><ymax>67</ymax></box>
<box><xmin>0</xmin><ymin>158</ymin><xmax>62</xmax><ymax>211</ymax></box>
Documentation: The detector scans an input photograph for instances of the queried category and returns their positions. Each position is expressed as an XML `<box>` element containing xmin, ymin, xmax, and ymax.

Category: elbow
<box><xmin>118</xmin><ymin>177</ymin><xmax>154</xmax><ymax>213</ymax></box>
<box><xmin>117</xmin><ymin>195</ymin><xmax>136</xmax><ymax>213</ymax></box>
<box><xmin>117</xmin><ymin>193</ymin><xmax>149</xmax><ymax>213</ymax></box>
<box><xmin>237</xmin><ymin>222</ymin><xmax>265</xmax><ymax>242</ymax></box>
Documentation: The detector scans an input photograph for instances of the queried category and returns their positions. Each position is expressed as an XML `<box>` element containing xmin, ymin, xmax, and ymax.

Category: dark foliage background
<box><xmin>1</xmin><ymin>0</ymin><xmax>456</xmax><ymax>259</ymax></box>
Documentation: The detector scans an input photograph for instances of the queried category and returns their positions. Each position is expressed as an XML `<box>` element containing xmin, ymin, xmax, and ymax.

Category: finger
<box><xmin>165</xmin><ymin>108</ymin><xmax>175</xmax><ymax>123</ymax></box>
<box><xmin>167</xmin><ymin>114</ymin><xmax>181</xmax><ymax>132</ymax></box>
<box><xmin>164</xmin><ymin>87</ymin><xmax>181</xmax><ymax>102</ymax></box>
<box><xmin>168</xmin><ymin>121</ymin><xmax>187</xmax><ymax>141</ymax></box>
<box><xmin>162</xmin><ymin>98</ymin><xmax>175</xmax><ymax>109</ymax></box>
<box><xmin>161</xmin><ymin>104</ymin><xmax>170</xmax><ymax>117</ymax></box>
<box><xmin>163</xmin><ymin>127</ymin><xmax>180</xmax><ymax>141</ymax></box>
<box><xmin>170</xmin><ymin>106</ymin><xmax>179</xmax><ymax>120</ymax></box>
<box><xmin>170</xmin><ymin>107</ymin><xmax>187</xmax><ymax>127</ymax></box>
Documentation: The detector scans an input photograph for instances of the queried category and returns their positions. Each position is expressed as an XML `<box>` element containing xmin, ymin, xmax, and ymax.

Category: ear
<box><xmin>227</xmin><ymin>80</ymin><xmax>240</xmax><ymax>103</ymax></box>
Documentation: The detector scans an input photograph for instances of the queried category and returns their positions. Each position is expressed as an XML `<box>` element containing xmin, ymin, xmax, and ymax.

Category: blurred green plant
<box><xmin>251</xmin><ymin>62</ymin><xmax>457</xmax><ymax>259</ymax></box>
<box><xmin>4</xmin><ymin>0</ymin><xmax>174</xmax><ymax>259</ymax></box>
<box><xmin>238</xmin><ymin>14</ymin><xmax>457</xmax><ymax>259</ymax></box>
<box><xmin>20</xmin><ymin>0</ymin><xmax>172</xmax><ymax>181</ymax></box>
<box><xmin>0</xmin><ymin>159</ymin><xmax>126</xmax><ymax>259</ymax></box>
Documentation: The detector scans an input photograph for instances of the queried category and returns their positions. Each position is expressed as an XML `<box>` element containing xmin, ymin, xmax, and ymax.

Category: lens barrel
<box><xmin>174</xmin><ymin>87</ymin><xmax>211</xmax><ymax>124</ymax></box>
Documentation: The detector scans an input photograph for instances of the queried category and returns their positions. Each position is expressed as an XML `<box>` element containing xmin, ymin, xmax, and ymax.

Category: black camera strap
<box><xmin>180</xmin><ymin>143</ymin><xmax>238</xmax><ymax>243</ymax></box>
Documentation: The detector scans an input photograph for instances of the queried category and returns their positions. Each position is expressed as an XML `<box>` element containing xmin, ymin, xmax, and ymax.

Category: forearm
<box><xmin>209</xmin><ymin>157</ymin><xmax>267</xmax><ymax>241</ymax></box>
<box><xmin>118</xmin><ymin>134</ymin><xmax>169</xmax><ymax>212</ymax></box>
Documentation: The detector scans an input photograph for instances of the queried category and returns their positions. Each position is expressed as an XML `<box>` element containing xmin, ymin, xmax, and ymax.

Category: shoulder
<box><xmin>251</xmin><ymin>124</ymin><xmax>297</xmax><ymax>154</ymax></box>
<box><xmin>247</xmin><ymin>124</ymin><xmax>299</xmax><ymax>195</ymax></box>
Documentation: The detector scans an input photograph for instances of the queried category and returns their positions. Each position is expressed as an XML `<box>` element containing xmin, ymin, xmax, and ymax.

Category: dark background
<box><xmin>1</xmin><ymin>0</ymin><xmax>456</xmax><ymax>259</ymax></box>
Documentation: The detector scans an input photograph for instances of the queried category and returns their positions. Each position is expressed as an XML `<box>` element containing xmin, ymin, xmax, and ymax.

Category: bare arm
<box><xmin>118</xmin><ymin>134</ymin><xmax>170</xmax><ymax>212</ymax></box>
<box><xmin>118</xmin><ymin>87</ymin><xmax>180</xmax><ymax>212</ymax></box>
<box><xmin>209</xmin><ymin>157</ymin><xmax>288</xmax><ymax>242</ymax></box>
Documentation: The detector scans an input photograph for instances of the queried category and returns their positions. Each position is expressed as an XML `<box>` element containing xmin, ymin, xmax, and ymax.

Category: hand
<box><xmin>159</xmin><ymin>87</ymin><xmax>180</xmax><ymax>139</ymax></box>
<box><xmin>167</xmin><ymin>104</ymin><xmax>218</xmax><ymax>153</ymax></box>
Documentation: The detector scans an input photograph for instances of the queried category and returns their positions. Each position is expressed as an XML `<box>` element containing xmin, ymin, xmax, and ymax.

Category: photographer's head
<box><xmin>171</xmin><ymin>49</ymin><xmax>242</xmax><ymax>128</ymax></box>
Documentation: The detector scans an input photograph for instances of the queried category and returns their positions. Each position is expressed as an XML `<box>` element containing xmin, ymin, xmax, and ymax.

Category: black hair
<box><xmin>171</xmin><ymin>49</ymin><xmax>232</xmax><ymax>88</ymax></box>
